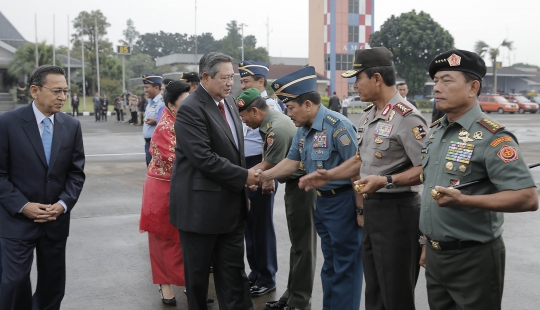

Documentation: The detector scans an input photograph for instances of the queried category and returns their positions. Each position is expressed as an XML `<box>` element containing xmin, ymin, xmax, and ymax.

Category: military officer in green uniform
<box><xmin>299</xmin><ymin>47</ymin><xmax>426</xmax><ymax>310</ymax></box>
<box><xmin>236</xmin><ymin>88</ymin><xmax>317</xmax><ymax>310</ymax></box>
<box><xmin>421</xmin><ymin>49</ymin><xmax>538</xmax><ymax>310</ymax></box>
<box><xmin>260</xmin><ymin>66</ymin><xmax>363</xmax><ymax>310</ymax></box>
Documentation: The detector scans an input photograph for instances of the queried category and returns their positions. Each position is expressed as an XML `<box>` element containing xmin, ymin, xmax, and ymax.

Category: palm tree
<box><xmin>474</xmin><ymin>39</ymin><xmax>513</xmax><ymax>93</ymax></box>
<box><xmin>8</xmin><ymin>42</ymin><xmax>63</xmax><ymax>79</ymax></box>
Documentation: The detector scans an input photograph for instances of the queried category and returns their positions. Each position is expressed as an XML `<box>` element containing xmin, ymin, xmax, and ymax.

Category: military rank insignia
<box><xmin>375</xmin><ymin>122</ymin><xmax>393</xmax><ymax>137</ymax></box>
<box><xmin>491</xmin><ymin>136</ymin><xmax>512</xmax><ymax>147</ymax></box>
<box><xmin>267</xmin><ymin>138</ymin><xmax>274</xmax><ymax>147</ymax></box>
<box><xmin>313</xmin><ymin>132</ymin><xmax>327</xmax><ymax>148</ymax></box>
<box><xmin>338</xmin><ymin>132</ymin><xmax>352</xmax><ymax>146</ymax></box>
<box><xmin>393</xmin><ymin>102</ymin><xmax>413</xmax><ymax>116</ymax></box>
<box><xmin>497</xmin><ymin>145</ymin><xmax>518</xmax><ymax>163</ymax></box>
<box><xmin>478</xmin><ymin>118</ymin><xmax>504</xmax><ymax>133</ymax></box>
<box><xmin>381</xmin><ymin>104</ymin><xmax>392</xmax><ymax>116</ymax></box>
<box><xmin>445</xmin><ymin>141</ymin><xmax>475</xmax><ymax>164</ymax></box>
<box><xmin>412</xmin><ymin>125</ymin><xmax>426</xmax><ymax>140</ymax></box>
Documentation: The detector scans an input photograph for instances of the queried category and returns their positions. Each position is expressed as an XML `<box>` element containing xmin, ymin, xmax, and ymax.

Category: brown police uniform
<box><xmin>357</xmin><ymin>91</ymin><xmax>427</xmax><ymax>310</ymax></box>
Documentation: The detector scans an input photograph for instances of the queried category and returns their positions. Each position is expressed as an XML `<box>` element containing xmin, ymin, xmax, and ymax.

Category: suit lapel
<box><xmin>21</xmin><ymin>104</ymin><xmax>48</xmax><ymax>167</ymax></box>
<box><xmin>196</xmin><ymin>87</ymin><xmax>237</xmax><ymax>149</ymax></box>
<box><xmin>48</xmin><ymin>112</ymin><xmax>65</xmax><ymax>174</ymax></box>
<box><xmin>224</xmin><ymin>97</ymin><xmax>243</xmax><ymax>150</ymax></box>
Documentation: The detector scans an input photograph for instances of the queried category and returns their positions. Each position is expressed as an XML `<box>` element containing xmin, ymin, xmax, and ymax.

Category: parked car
<box><xmin>503</xmin><ymin>94</ymin><xmax>538</xmax><ymax>114</ymax></box>
<box><xmin>346</xmin><ymin>96</ymin><xmax>370</xmax><ymax>109</ymax></box>
<box><xmin>478</xmin><ymin>94</ymin><xmax>519</xmax><ymax>114</ymax></box>
<box><xmin>528</xmin><ymin>96</ymin><xmax>540</xmax><ymax>104</ymax></box>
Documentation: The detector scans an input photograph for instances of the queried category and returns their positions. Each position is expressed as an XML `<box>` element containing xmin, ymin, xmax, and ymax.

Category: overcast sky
<box><xmin>2</xmin><ymin>0</ymin><xmax>538</xmax><ymax>66</ymax></box>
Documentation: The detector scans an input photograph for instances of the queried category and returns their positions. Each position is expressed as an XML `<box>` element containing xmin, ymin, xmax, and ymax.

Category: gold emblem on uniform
<box><xmin>315</xmin><ymin>150</ymin><xmax>324</xmax><ymax>155</ymax></box>
<box><xmin>299</xmin><ymin>161</ymin><xmax>305</xmax><ymax>170</ymax></box>
<box><xmin>430</xmin><ymin>240</ymin><xmax>442</xmax><ymax>250</ymax></box>
<box><xmin>445</xmin><ymin>161</ymin><xmax>453</xmax><ymax>171</ymax></box>
<box><xmin>355</xmin><ymin>149</ymin><xmax>362</xmax><ymax>160</ymax></box>
<box><xmin>429</xmin><ymin>134</ymin><xmax>434</xmax><ymax>139</ymax></box>
<box><xmin>420</xmin><ymin>173</ymin><xmax>424</xmax><ymax>184</ymax></box>
<box><xmin>459</xmin><ymin>165</ymin><xmax>466</xmax><ymax>172</ymax></box>
<box><xmin>472</xmin><ymin>131</ymin><xmax>483</xmax><ymax>140</ymax></box>
<box><xmin>388</xmin><ymin>110</ymin><xmax>396</xmax><ymax>122</ymax></box>
<box><xmin>447</xmin><ymin>53</ymin><xmax>461</xmax><ymax>67</ymax></box>
<box><xmin>458</xmin><ymin>128</ymin><xmax>474</xmax><ymax>142</ymax></box>
<box><xmin>354</xmin><ymin>183</ymin><xmax>365</xmax><ymax>194</ymax></box>
<box><xmin>317</xmin><ymin>163</ymin><xmax>323</xmax><ymax>169</ymax></box>
<box><xmin>363</xmin><ymin>118</ymin><xmax>368</xmax><ymax>125</ymax></box>
<box><xmin>375</xmin><ymin>151</ymin><xmax>383</xmax><ymax>159</ymax></box>
<box><xmin>421</xmin><ymin>155</ymin><xmax>424</xmax><ymax>160</ymax></box>
<box><xmin>430</xmin><ymin>189</ymin><xmax>442</xmax><ymax>200</ymax></box>
<box><xmin>374</xmin><ymin>136</ymin><xmax>383</xmax><ymax>144</ymax></box>
<box><xmin>266</xmin><ymin>123</ymin><xmax>271</xmax><ymax>129</ymax></box>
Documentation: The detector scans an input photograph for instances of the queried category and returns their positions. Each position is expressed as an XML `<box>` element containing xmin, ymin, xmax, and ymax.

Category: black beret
<box><xmin>428</xmin><ymin>49</ymin><xmax>486</xmax><ymax>80</ymax></box>
<box><xmin>180</xmin><ymin>72</ymin><xmax>200</xmax><ymax>83</ymax></box>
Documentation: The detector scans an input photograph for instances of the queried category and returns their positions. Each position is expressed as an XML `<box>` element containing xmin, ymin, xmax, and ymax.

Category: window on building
<box><xmin>335</xmin><ymin>53</ymin><xmax>354</xmax><ymax>71</ymax></box>
<box><xmin>348</xmin><ymin>26</ymin><xmax>359</xmax><ymax>43</ymax></box>
<box><xmin>349</xmin><ymin>0</ymin><xmax>359</xmax><ymax>14</ymax></box>
<box><xmin>325</xmin><ymin>55</ymin><xmax>331</xmax><ymax>71</ymax></box>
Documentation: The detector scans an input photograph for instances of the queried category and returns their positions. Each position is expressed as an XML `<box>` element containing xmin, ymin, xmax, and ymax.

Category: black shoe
<box><xmin>183</xmin><ymin>289</ymin><xmax>214</xmax><ymax>304</ymax></box>
<box><xmin>250</xmin><ymin>286</ymin><xmax>276</xmax><ymax>297</ymax></box>
<box><xmin>283</xmin><ymin>306</ymin><xmax>299</xmax><ymax>310</ymax></box>
<box><xmin>159</xmin><ymin>285</ymin><xmax>177</xmax><ymax>306</ymax></box>
<box><xmin>265</xmin><ymin>299</ymin><xmax>287</xmax><ymax>309</ymax></box>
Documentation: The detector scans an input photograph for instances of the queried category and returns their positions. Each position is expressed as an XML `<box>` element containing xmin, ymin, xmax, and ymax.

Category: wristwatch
<box><xmin>356</xmin><ymin>207</ymin><xmax>364</xmax><ymax>215</ymax></box>
<box><xmin>384</xmin><ymin>175</ymin><xmax>396</xmax><ymax>189</ymax></box>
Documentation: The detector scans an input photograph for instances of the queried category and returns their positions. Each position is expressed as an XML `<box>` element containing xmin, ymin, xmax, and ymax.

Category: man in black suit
<box><xmin>170</xmin><ymin>52</ymin><xmax>259</xmax><ymax>310</ymax></box>
<box><xmin>0</xmin><ymin>65</ymin><xmax>86</xmax><ymax>310</ymax></box>
<box><xmin>328</xmin><ymin>91</ymin><xmax>341</xmax><ymax>112</ymax></box>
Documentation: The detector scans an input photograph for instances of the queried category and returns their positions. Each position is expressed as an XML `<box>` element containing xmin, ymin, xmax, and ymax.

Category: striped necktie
<box><xmin>42</xmin><ymin>117</ymin><xmax>53</xmax><ymax>165</ymax></box>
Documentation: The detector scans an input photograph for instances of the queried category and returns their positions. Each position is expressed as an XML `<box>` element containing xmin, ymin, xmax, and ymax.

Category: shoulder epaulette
<box><xmin>363</xmin><ymin>103</ymin><xmax>374</xmax><ymax>112</ymax></box>
<box><xmin>324</xmin><ymin>115</ymin><xmax>341</xmax><ymax>127</ymax></box>
<box><xmin>430</xmin><ymin>117</ymin><xmax>443</xmax><ymax>128</ymax></box>
<box><xmin>478</xmin><ymin>118</ymin><xmax>505</xmax><ymax>133</ymax></box>
<box><xmin>263</xmin><ymin>96</ymin><xmax>269</xmax><ymax>100</ymax></box>
<box><xmin>393</xmin><ymin>102</ymin><xmax>413</xmax><ymax>116</ymax></box>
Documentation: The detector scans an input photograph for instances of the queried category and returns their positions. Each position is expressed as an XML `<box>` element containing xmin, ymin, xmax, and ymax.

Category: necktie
<box><xmin>42</xmin><ymin>117</ymin><xmax>53</xmax><ymax>165</ymax></box>
<box><xmin>218</xmin><ymin>101</ymin><xmax>228</xmax><ymax>122</ymax></box>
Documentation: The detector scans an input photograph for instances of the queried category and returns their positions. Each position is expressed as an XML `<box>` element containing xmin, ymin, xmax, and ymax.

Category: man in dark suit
<box><xmin>328</xmin><ymin>91</ymin><xmax>341</xmax><ymax>112</ymax></box>
<box><xmin>169</xmin><ymin>52</ymin><xmax>259</xmax><ymax>310</ymax></box>
<box><xmin>0</xmin><ymin>65</ymin><xmax>86</xmax><ymax>310</ymax></box>
<box><xmin>71</xmin><ymin>92</ymin><xmax>79</xmax><ymax>117</ymax></box>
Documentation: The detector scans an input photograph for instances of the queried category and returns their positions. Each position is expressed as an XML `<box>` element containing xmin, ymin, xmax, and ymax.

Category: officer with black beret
<box><xmin>180</xmin><ymin>72</ymin><xmax>200</xmax><ymax>93</ymax></box>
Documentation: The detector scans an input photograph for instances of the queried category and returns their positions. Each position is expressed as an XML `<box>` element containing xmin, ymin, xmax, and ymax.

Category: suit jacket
<box><xmin>169</xmin><ymin>85</ymin><xmax>249</xmax><ymax>234</ymax></box>
<box><xmin>72</xmin><ymin>96</ymin><xmax>79</xmax><ymax>107</ymax></box>
<box><xmin>329</xmin><ymin>95</ymin><xmax>341</xmax><ymax>111</ymax></box>
<box><xmin>0</xmin><ymin>104</ymin><xmax>85</xmax><ymax>240</ymax></box>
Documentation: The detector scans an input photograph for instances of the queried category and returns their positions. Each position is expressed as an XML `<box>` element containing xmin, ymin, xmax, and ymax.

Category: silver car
<box><xmin>346</xmin><ymin>96</ymin><xmax>370</xmax><ymax>108</ymax></box>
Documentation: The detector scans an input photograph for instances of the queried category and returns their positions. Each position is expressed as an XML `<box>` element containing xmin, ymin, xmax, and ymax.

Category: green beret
<box><xmin>236</xmin><ymin>88</ymin><xmax>261</xmax><ymax>112</ymax></box>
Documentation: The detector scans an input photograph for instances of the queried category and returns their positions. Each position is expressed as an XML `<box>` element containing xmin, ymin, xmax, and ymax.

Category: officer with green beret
<box><xmin>421</xmin><ymin>49</ymin><xmax>538</xmax><ymax>310</ymax></box>
<box><xmin>260</xmin><ymin>66</ymin><xmax>363</xmax><ymax>310</ymax></box>
<box><xmin>236</xmin><ymin>87</ymin><xmax>317</xmax><ymax>310</ymax></box>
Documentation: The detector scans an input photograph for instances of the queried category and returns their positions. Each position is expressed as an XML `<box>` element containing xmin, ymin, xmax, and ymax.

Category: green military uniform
<box><xmin>421</xmin><ymin>49</ymin><xmax>536</xmax><ymax>310</ymax></box>
<box><xmin>356</xmin><ymin>91</ymin><xmax>426</xmax><ymax>310</ymax></box>
<box><xmin>260</xmin><ymin>108</ymin><xmax>317</xmax><ymax>310</ymax></box>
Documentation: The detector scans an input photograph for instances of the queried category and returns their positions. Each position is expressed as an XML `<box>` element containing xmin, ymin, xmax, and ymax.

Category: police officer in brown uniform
<box><xmin>299</xmin><ymin>47</ymin><xmax>426</xmax><ymax>310</ymax></box>
<box><xmin>421</xmin><ymin>49</ymin><xmax>538</xmax><ymax>310</ymax></box>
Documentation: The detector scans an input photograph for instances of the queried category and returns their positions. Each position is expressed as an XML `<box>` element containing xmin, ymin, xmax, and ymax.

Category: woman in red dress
<box><xmin>140</xmin><ymin>81</ymin><xmax>190</xmax><ymax>306</ymax></box>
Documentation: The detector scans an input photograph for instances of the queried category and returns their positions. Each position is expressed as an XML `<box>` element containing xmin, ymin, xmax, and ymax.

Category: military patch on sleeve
<box><xmin>267</xmin><ymin>137</ymin><xmax>274</xmax><ymax>147</ymax></box>
<box><xmin>491</xmin><ymin>136</ymin><xmax>512</xmax><ymax>147</ymax></box>
<box><xmin>393</xmin><ymin>102</ymin><xmax>413</xmax><ymax>116</ymax></box>
<box><xmin>338</xmin><ymin>132</ymin><xmax>352</xmax><ymax>146</ymax></box>
<box><xmin>478</xmin><ymin>118</ymin><xmax>505</xmax><ymax>133</ymax></box>
<box><xmin>324</xmin><ymin>115</ymin><xmax>340</xmax><ymax>127</ymax></box>
<box><xmin>497</xmin><ymin>145</ymin><xmax>518</xmax><ymax>163</ymax></box>
<box><xmin>412</xmin><ymin>125</ymin><xmax>427</xmax><ymax>140</ymax></box>
<box><xmin>430</xmin><ymin>117</ymin><xmax>443</xmax><ymax>128</ymax></box>
<box><xmin>364</xmin><ymin>104</ymin><xmax>374</xmax><ymax>112</ymax></box>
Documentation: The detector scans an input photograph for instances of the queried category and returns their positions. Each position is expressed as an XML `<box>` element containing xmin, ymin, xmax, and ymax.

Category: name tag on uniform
<box><xmin>375</xmin><ymin>122</ymin><xmax>393</xmax><ymax>138</ymax></box>
<box><xmin>313</xmin><ymin>132</ymin><xmax>328</xmax><ymax>148</ymax></box>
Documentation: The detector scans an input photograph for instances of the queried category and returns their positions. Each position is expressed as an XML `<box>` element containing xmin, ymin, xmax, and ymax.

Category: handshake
<box><xmin>245</xmin><ymin>168</ymin><xmax>275</xmax><ymax>194</ymax></box>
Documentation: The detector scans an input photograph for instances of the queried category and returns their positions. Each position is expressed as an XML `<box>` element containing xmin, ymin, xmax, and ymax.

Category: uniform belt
<box><xmin>246</xmin><ymin>154</ymin><xmax>263</xmax><ymax>161</ymax></box>
<box><xmin>316</xmin><ymin>184</ymin><xmax>352</xmax><ymax>197</ymax></box>
<box><xmin>144</xmin><ymin>138</ymin><xmax>151</xmax><ymax>143</ymax></box>
<box><xmin>427</xmin><ymin>238</ymin><xmax>483</xmax><ymax>251</ymax></box>
<box><xmin>363</xmin><ymin>191</ymin><xmax>417</xmax><ymax>200</ymax></box>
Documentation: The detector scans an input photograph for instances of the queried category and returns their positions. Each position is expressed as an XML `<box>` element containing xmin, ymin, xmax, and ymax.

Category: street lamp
<box><xmin>239</xmin><ymin>23</ymin><xmax>248</xmax><ymax>61</ymax></box>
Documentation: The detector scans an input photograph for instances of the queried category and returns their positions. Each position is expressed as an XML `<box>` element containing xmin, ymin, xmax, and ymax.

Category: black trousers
<box><xmin>0</xmin><ymin>235</ymin><xmax>67</xmax><ymax>310</ymax></box>
<box><xmin>114</xmin><ymin>108</ymin><xmax>123</xmax><ymax>121</ymax></box>
<box><xmin>179</xmin><ymin>222</ymin><xmax>253</xmax><ymax>310</ymax></box>
<box><xmin>425</xmin><ymin>237</ymin><xmax>505</xmax><ymax>310</ymax></box>
<box><xmin>72</xmin><ymin>105</ymin><xmax>78</xmax><ymax>116</ymax></box>
<box><xmin>363</xmin><ymin>194</ymin><xmax>421</xmax><ymax>310</ymax></box>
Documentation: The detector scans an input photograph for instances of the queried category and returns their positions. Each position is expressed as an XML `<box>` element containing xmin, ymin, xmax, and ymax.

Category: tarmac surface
<box><xmin>28</xmin><ymin>110</ymin><xmax>540</xmax><ymax>310</ymax></box>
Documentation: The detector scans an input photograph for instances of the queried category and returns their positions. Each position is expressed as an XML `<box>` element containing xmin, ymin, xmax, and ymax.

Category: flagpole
<box><xmin>67</xmin><ymin>15</ymin><xmax>71</xmax><ymax>112</ymax></box>
<box><xmin>81</xmin><ymin>19</ymin><xmax>86</xmax><ymax>111</ymax></box>
<box><xmin>53</xmin><ymin>14</ymin><xmax>56</xmax><ymax>66</ymax></box>
<box><xmin>95</xmin><ymin>16</ymin><xmax>100</xmax><ymax>95</ymax></box>
<box><xmin>35</xmin><ymin>13</ymin><xmax>38</xmax><ymax>68</ymax></box>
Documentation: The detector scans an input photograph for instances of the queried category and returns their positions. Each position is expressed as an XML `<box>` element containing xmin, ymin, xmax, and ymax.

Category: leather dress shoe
<box><xmin>250</xmin><ymin>285</ymin><xmax>276</xmax><ymax>297</ymax></box>
<box><xmin>265</xmin><ymin>299</ymin><xmax>287</xmax><ymax>309</ymax></box>
<box><xmin>183</xmin><ymin>289</ymin><xmax>214</xmax><ymax>304</ymax></box>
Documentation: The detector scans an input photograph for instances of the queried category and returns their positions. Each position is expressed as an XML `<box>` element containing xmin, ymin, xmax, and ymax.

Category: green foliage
<box><xmin>321</xmin><ymin>96</ymin><xmax>329</xmax><ymax>108</ymax></box>
<box><xmin>119</xmin><ymin>19</ymin><xmax>140</xmax><ymax>46</ymax></box>
<box><xmin>126</xmin><ymin>53</ymin><xmax>156</xmax><ymax>78</ymax></box>
<box><xmin>101</xmin><ymin>56</ymin><xmax>122</xmax><ymax>81</ymax></box>
<box><xmin>8</xmin><ymin>42</ymin><xmax>63</xmax><ymax>78</ymax></box>
<box><xmin>101</xmin><ymin>78</ymin><xmax>122</xmax><ymax>97</ymax></box>
<box><xmin>70</xmin><ymin>83</ymin><xmax>80</xmax><ymax>94</ymax></box>
<box><xmin>415</xmin><ymin>99</ymin><xmax>432</xmax><ymax>110</ymax></box>
<box><xmin>370</xmin><ymin>10</ymin><xmax>454</xmax><ymax>96</ymax></box>
<box><xmin>512</xmin><ymin>63</ymin><xmax>540</xmax><ymax>69</ymax></box>
<box><xmin>135</xmin><ymin>31</ymin><xmax>191</xmax><ymax>59</ymax></box>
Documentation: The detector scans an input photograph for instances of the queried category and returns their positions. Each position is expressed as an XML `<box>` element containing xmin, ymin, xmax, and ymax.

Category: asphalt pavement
<box><xmin>29</xmin><ymin>111</ymin><xmax>540</xmax><ymax>310</ymax></box>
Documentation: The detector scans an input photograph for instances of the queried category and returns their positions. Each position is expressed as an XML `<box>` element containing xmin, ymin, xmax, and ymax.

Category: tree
<box><xmin>370</xmin><ymin>10</ymin><xmax>454</xmax><ymax>96</ymax></box>
<box><xmin>126</xmin><ymin>53</ymin><xmax>156</xmax><ymax>79</ymax></box>
<box><xmin>71</xmin><ymin>10</ymin><xmax>114</xmax><ymax>95</ymax></box>
<box><xmin>512</xmin><ymin>62</ymin><xmax>540</xmax><ymax>69</ymax></box>
<box><xmin>221</xmin><ymin>21</ymin><xmax>268</xmax><ymax>62</ymax></box>
<box><xmin>119</xmin><ymin>19</ymin><xmax>140</xmax><ymax>46</ymax></box>
<box><xmin>475</xmin><ymin>40</ymin><xmax>513</xmax><ymax>93</ymax></box>
<box><xmin>8</xmin><ymin>42</ymin><xmax>62</xmax><ymax>78</ymax></box>
<box><xmin>244</xmin><ymin>35</ymin><xmax>257</xmax><ymax>48</ymax></box>
<box><xmin>189</xmin><ymin>32</ymin><xmax>221</xmax><ymax>54</ymax></box>
<box><xmin>136</xmin><ymin>31</ymin><xmax>190</xmax><ymax>59</ymax></box>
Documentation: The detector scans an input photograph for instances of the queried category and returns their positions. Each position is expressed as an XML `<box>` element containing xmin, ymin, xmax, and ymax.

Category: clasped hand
<box><xmin>353</xmin><ymin>175</ymin><xmax>387</xmax><ymax>194</ymax></box>
<box><xmin>22</xmin><ymin>202</ymin><xmax>63</xmax><ymax>223</ymax></box>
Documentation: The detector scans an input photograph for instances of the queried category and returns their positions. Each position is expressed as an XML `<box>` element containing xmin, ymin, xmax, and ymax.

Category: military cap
<box><xmin>341</xmin><ymin>47</ymin><xmax>394</xmax><ymax>78</ymax></box>
<box><xmin>142</xmin><ymin>73</ymin><xmax>163</xmax><ymax>85</ymax></box>
<box><xmin>236</xmin><ymin>88</ymin><xmax>261</xmax><ymax>112</ymax></box>
<box><xmin>428</xmin><ymin>49</ymin><xmax>486</xmax><ymax>80</ymax></box>
<box><xmin>180</xmin><ymin>72</ymin><xmax>200</xmax><ymax>83</ymax></box>
<box><xmin>238</xmin><ymin>61</ymin><xmax>270</xmax><ymax>77</ymax></box>
<box><xmin>271</xmin><ymin>66</ymin><xmax>317</xmax><ymax>103</ymax></box>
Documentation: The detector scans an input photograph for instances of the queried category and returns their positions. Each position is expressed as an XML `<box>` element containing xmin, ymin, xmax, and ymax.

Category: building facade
<box><xmin>309</xmin><ymin>0</ymin><xmax>374</xmax><ymax>98</ymax></box>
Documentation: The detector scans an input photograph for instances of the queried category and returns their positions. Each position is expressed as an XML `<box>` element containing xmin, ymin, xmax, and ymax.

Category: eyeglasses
<box><xmin>40</xmin><ymin>86</ymin><xmax>71</xmax><ymax>96</ymax></box>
